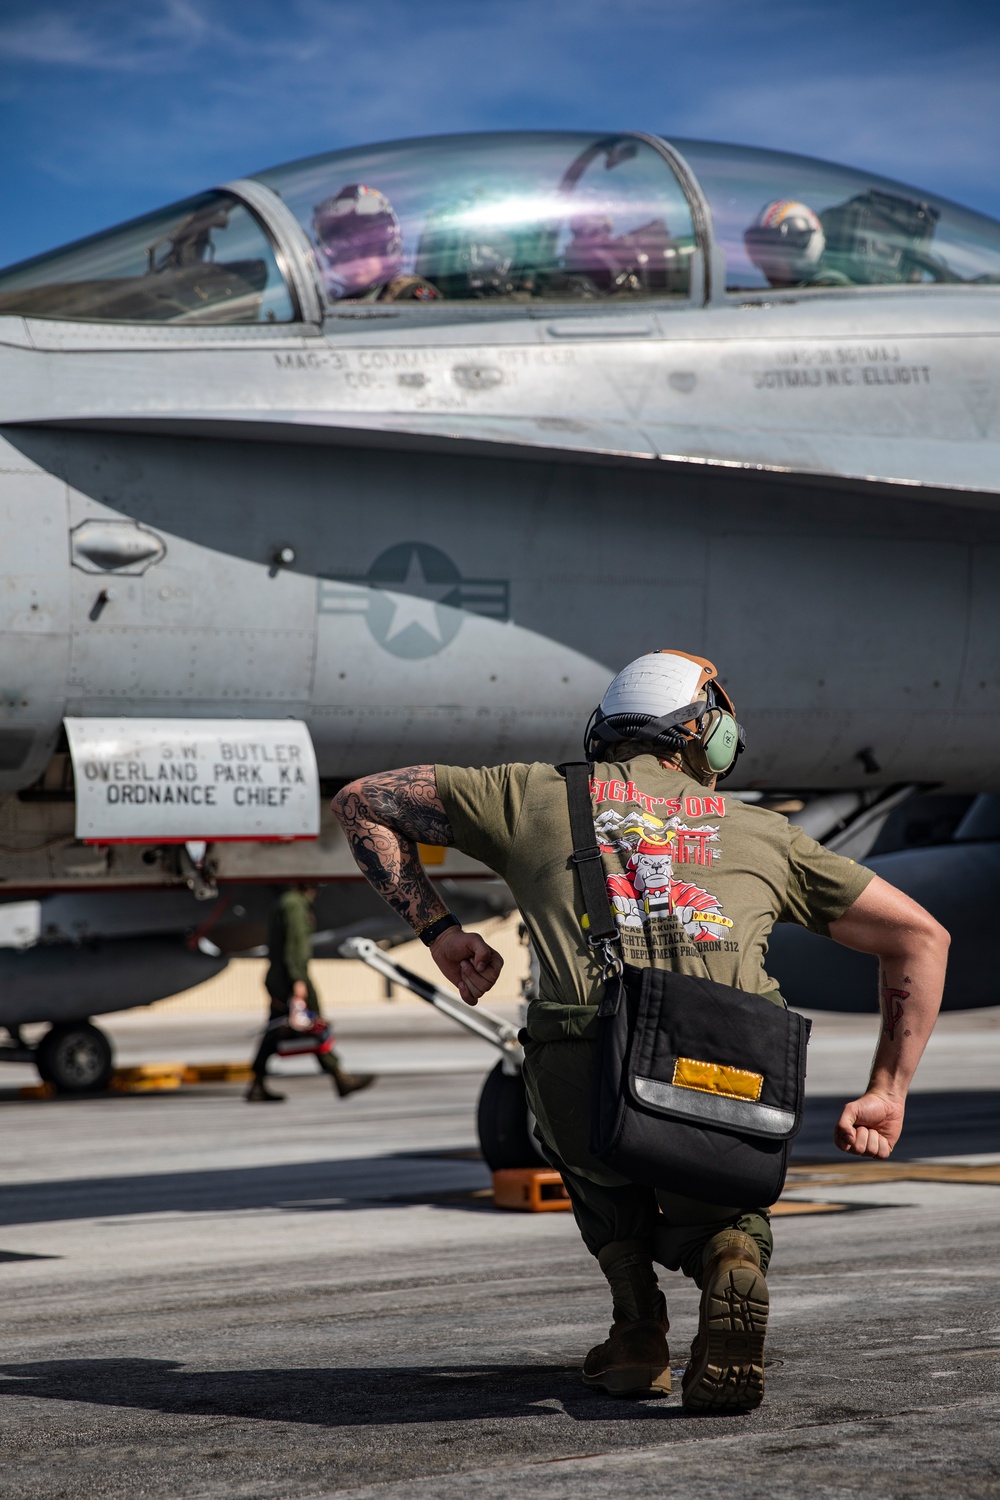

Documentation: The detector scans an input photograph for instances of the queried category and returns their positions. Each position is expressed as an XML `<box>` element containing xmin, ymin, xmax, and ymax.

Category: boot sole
<box><xmin>582</xmin><ymin>1364</ymin><xmax>672</xmax><ymax>1397</ymax></box>
<box><xmin>682</xmin><ymin>1262</ymin><xmax>768</xmax><ymax>1414</ymax></box>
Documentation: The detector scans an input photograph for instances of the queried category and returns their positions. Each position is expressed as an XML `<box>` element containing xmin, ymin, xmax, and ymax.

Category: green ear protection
<box><xmin>583</xmin><ymin>668</ymin><xmax>746</xmax><ymax>778</ymax></box>
<box><xmin>699</xmin><ymin>708</ymin><xmax>742</xmax><ymax>775</ymax></box>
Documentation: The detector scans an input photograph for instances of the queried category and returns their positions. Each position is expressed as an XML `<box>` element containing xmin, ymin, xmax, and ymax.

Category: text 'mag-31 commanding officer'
<box><xmin>331</xmin><ymin>651</ymin><xmax>948</xmax><ymax>1415</ymax></box>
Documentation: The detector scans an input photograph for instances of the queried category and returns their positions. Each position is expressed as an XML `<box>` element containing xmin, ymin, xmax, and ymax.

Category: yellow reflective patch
<box><xmin>672</xmin><ymin>1056</ymin><xmax>764</xmax><ymax>1101</ymax></box>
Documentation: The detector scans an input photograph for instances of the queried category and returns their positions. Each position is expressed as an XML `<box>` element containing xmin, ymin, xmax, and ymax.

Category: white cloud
<box><xmin>0</xmin><ymin>1</ymin><xmax>211</xmax><ymax>71</ymax></box>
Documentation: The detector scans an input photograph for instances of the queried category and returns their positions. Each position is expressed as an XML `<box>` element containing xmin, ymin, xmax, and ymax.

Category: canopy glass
<box><xmin>255</xmin><ymin>131</ymin><xmax>696</xmax><ymax>306</ymax></box>
<box><xmin>0</xmin><ymin>191</ymin><xmax>296</xmax><ymax>324</ymax></box>
<box><xmin>673</xmin><ymin>139</ymin><xmax>1000</xmax><ymax>291</ymax></box>
<box><xmin>2</xmin><ymin>134</ymin><xmax>998</xmax><ymax>322</ymax></box>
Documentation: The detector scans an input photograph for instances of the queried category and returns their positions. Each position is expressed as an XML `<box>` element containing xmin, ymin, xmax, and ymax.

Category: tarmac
<box><xmin>2</xmin><ymin>999</ymin><xmax>1000</xmax><ymax>1498</ymax></box>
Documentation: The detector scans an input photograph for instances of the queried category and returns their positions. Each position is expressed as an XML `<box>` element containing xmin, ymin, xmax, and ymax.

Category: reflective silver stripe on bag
<box><xmin>633</xmin><ymin>1075</ymin><xmax>797</xmax><ymax>1137</ymax></box>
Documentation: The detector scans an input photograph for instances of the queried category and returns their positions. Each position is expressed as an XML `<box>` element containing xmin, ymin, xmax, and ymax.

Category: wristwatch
<box><xmin>418</xmin><ymin>913</ymin><xmax>462</xmax><ymax>947</ymax></box>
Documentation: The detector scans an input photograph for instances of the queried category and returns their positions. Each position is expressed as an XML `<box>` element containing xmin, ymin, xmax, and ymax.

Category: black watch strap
<box><xmin>418</xmin><ymin>913</ymin><xmax>461</xmax><ymax>947</ymax></box>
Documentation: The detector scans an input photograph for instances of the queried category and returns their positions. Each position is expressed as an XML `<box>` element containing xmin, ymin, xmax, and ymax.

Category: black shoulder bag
<box><xmin>564</xmin><ymin>762</ymin><xmax>810</xmax><ymax>1209</ymax></box>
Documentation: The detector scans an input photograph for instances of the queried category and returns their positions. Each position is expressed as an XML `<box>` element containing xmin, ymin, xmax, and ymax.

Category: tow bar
<box><xmin>338</xmin><ymin>936</ymin><xmax>523</xmax><ymax>1071</ymax></box>
<box><xmin>340</xmin><ymin>938</ymin><xmax>557</xmax><ymax>1188</ymax></box>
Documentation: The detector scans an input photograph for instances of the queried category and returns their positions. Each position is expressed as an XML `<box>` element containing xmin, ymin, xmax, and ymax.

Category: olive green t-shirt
<box><xmin>437</xmin><ymin>755</ymin><xmax>873</xmax><ymax>1040</ymax></box>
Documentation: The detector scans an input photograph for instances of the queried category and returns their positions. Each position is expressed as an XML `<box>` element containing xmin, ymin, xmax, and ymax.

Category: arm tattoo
<box><xmin>351</xmin><ymin>766</ymin><xmax>454</xmax><ymax>847</ymax></box>
<box><xmin>880</xmin><ymin>972</ymin><xmax>910</xmax><ymax>1041</ymax></box>
<box><xmin>333</xmin><ymin>765</ymin><xmax>455</xmax><ymax>932</ymax></box>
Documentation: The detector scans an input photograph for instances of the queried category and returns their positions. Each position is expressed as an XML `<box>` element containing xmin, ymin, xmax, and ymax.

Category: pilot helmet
<box><xmin>311</xmin><ymin>184</ymin><xmax>403</xmax><ymax>298</ymax></box>
<box><xmin>744</xmin><ymin>199</ymin><xmax>825</xmax><ymax>286</ymax></box>
<box><xmin>584</xmin><ymin>649</ymin><xmax>745</xmax><ymax>779</ymax></box>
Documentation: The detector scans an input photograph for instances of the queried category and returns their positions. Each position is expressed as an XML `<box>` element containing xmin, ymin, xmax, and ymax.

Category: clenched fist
<box><xmin>430</xmin><ymin>925</ymin><xmax>504</xmax><ymax>1005</ymax></box>
<box><xmin>835</xmin><ymin>1090</ymin><xmax>905</xmax><ymax>1158</ymax></box>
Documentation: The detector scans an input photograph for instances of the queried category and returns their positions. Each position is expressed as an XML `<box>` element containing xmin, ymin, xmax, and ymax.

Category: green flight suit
<box><xmin>265</xmin><ymin>888</ymin><xmax>320</xmax><ymax>1017</ymax></box>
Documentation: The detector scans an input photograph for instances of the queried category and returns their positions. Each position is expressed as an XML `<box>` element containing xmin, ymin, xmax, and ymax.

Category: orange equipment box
<box><xmin>492</xmin><ymin>1167</ymin><xmax>572</xmax><ymax>1212</ymax></box>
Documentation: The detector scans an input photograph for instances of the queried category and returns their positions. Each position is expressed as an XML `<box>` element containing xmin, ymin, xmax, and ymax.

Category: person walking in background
<box><xmin>246</xmin><ymin>884</ymin><xmax>376</xmax><ymax>1103</ymax></box>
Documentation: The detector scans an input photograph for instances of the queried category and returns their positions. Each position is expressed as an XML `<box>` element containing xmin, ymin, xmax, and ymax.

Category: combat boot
<box><xmin>245</xmin><ymin>1078</ymin><xmax>285</xmax><ymax>1102</ymax></box>
<box><xmin>331</xmin><ymin>1067</ymin><xmax>376</xmax><ymax>1099</ymax></box>
<box><xmin>582</xmin><ymin>1243</ymin><xmax>671</xmax><ymax>1397</ymax></box>
<box><xmin>682</xmin><ymin>1228</ymin><xmax>768</xmax><ymax>1415</ymax></box>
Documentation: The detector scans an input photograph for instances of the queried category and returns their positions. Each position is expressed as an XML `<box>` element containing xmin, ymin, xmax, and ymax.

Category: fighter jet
<box><xmin>0</xmin><ymin>129</ymin><xmax>998</xmax><ymax>1089</ymax></box>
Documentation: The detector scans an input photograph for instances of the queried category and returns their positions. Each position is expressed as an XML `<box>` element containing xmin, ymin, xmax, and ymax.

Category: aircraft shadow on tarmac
<box><xmin>0</xmin><ymin>1357</ymin><xmax>688</xmax><ymax>1428</ymax></box>
<box><xmin>0</xmin><ymin>1154</ymin><xmax>500</xmax><ymax>1229</ymax></box>
<box><xmin>2</xmin><ymin>1091</ymin><xmax>999</xmax><ymax>1230</ymax></box>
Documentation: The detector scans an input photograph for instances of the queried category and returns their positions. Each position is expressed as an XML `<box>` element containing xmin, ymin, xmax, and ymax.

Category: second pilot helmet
<box><xmin>744</xmin><ymin>198</ymin><xmax>826</xmax><ymax>286</ymax></box>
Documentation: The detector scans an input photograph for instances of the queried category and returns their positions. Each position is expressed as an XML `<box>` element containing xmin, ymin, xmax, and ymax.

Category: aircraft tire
<box><xmin>476</xmin><ymin>1060</ymin><xmax>544</xmax><ymax>1171</ymax></box>
<box><xmin>35</xmin><ymin>1021</ymin><xmax>114</xmax><ymax>1094</ymax></box>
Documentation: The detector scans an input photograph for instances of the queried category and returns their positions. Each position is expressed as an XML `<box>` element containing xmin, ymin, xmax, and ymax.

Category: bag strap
<box><xmin>560</xmin><ymin>762</ymin><xmax>623</xmax><ymax>987</ymax></box>
<box><xmin>563</xmin><ymin>762</ymin><xmax>617</xmax><ymax>942</ymax></box>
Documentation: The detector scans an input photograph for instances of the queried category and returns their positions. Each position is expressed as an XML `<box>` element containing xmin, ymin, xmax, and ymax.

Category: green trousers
<box><xmin>522</xmin><ymin>1037</ymin><xmax>772</xmax><ymax>1285</ymax></box>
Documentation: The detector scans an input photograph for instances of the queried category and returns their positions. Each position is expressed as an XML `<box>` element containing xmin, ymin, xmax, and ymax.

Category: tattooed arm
<box><xmin>333</xmin><ymin>766</ymin><xmax>453</xmax><ymax>930</ymax></box>
<box><xmin>332</xmin><ymin>766</ymin><xmax>503</xmax><ymax>1005</ymax></box>
<box><xmin>827</xmin><ymin>875</ymin><xmax>949</xmax><ymax>1158</ymax></box>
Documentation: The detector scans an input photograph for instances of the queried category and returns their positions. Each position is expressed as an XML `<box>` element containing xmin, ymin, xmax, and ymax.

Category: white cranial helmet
<box><xmin>599</xmin><ymin>651</ymin><xmax>709</xmax><ymax>722</ymax></box>
<box><xmin>584</xmin><ymin>649</ymin><xmax>744</xmax><ymax>777</ymax></box>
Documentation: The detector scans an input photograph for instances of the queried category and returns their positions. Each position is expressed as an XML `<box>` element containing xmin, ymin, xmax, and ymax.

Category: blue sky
<box><xmin>1</xmin><ymin>0</ymin><xmax>998</xmax><ymax>267</ymax></box>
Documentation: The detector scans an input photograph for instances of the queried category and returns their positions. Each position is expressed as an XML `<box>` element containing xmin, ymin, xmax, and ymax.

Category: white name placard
<box><xmin>65</xmin><ymin>718</ymin><xmax>320</xmax><ymax>842</ymax></box>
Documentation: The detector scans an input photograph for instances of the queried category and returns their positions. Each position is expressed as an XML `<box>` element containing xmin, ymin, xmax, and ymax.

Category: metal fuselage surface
<box><xmin>1</xmin><ymin>288</ymin><xmax>998</xmax><ymax>795</ymax></box>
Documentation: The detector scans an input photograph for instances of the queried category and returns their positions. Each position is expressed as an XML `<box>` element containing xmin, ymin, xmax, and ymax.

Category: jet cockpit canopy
<box><xmin>1</xmin><ymin>131</ymin><xmax>999</xmax><ymax>323</ymax></box>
